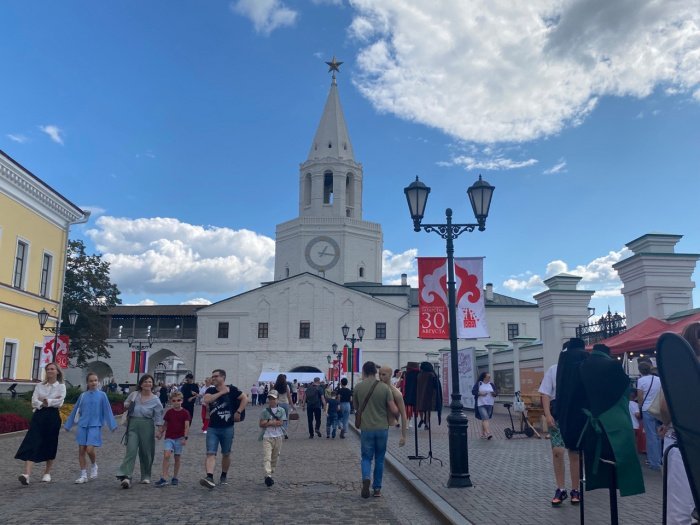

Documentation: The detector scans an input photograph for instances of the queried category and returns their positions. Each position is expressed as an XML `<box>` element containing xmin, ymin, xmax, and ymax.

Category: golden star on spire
<box><xmin>325</xmin><ymin>56</ymin><xmax>343</xmax><ymax>74</ymax></box>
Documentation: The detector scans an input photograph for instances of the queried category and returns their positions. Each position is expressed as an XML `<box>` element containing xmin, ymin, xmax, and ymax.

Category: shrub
<box><xmin>0</xmin><ymin>413</ymin><xmax>30</xmax><ymax>433</ymax></box>
<box><xmin>111</xmin><ymin>401</ymin><xmax>125</xmax><ymax>415</ymax></box>
<box><xmin>64</xmin><ymin>386</ymin><xmax>83</xmax><ymax>404</ymax></box>
<box><xmin>107</xmin><ymin>392</ymin><xmax>126</xmax><ymax>403</ymax></box>
<box><xmin>0</xmin><ymin>398</ymin><xmax>34</xmax><ymax>421</ymax></box>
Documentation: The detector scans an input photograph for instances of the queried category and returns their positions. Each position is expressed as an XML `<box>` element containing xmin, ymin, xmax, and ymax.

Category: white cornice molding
<box><xmin>0</xmin><ymin>155</ymin><xmax>86</xmax><ymax>228</ymax></box>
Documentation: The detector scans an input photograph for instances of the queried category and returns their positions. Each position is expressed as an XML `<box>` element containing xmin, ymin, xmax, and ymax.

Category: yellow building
<box><xmin>0</xmin><ymin>149</ymin><xmax>88</xmax><ymax>384</ymax></box>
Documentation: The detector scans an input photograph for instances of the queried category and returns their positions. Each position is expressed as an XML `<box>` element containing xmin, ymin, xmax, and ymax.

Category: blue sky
<box><xmin>2</xmin><ymin>0</ymin><xmax>699</xmax><ymax>318</ymax></box>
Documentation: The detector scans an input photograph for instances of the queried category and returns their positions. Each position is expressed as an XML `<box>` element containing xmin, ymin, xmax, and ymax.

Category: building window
<box><xmin>32</xmin><ymin>346</ymin><xmax>42</xmax><ymax>380</ymax></box>
<box><xmin>13</xmin><ymin>240</ymin><xmax>28</xmax><ymax>288</ymax></box>
<box><xmin>40</xmin><ymin>253</ymin><xmax>53</xmax><ymax>297</ymax></box>
<box><xmin>258</xmin><ymin>322</ymin><xmax>269</xmax><ymax>339</ymax></box>
<box><xmin>359</xmin><ymin>267</ymin><xmax>365</xmax><ymax>278</ymax></box>
<box><xmin>376</xmin><ymin>322</ymin><xmax>387</xmax><ymax>339</ymax></box>
<box><xmin>3</xmin><ymin>342</ymin><xmax>16</xmax><ymax>378</ymax></box>
<box><xmin>299</xmin><ymin>321</ymin><xmax>310</xmax><ymax>339</ymax></box>
<box><xmin>507</xmin><ymin>323</ymin><xmax>519</xmax><ymax>340</ymax></box>
<box><xmin>323</xmin><ymin>172</ymin><xmax>333</xmax><ymax>204</ymax></box>
<box><xmin>217</xmin><ymin>322</ymin><xmax>229</xmax><ymax>339</ymax></box>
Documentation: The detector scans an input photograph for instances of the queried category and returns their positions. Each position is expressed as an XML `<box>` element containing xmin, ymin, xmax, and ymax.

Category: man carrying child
<box><xmin>155</xmin><ymin>391</ymin><xmax>191</xmax><ymax>487</ymax></box>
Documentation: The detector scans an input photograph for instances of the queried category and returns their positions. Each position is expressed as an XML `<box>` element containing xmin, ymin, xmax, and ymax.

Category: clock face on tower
<box><xmin>305</xmin><ymin>236</ymin><xmax>341</xmax><ymax>271</ymax></box>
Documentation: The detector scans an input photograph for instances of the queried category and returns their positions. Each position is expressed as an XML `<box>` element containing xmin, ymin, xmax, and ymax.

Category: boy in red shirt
<box><xmin>155</xmin><ymin>392</ymin><xmax>191</xmax><ymax>487</ymax></box>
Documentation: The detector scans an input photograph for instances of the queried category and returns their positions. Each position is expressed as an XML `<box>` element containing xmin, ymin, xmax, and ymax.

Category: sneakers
<box><xmin>154</xmin><ymin>478</ymin><xmax>169</xmax><ymax>488</ymax></box>
<box><xmin>89</xmin><ymin>464</ymin><xmax>98</xmax><ymax>479</ymax></box>
<box><xmin>75</xmin><ymin>475</ymin><xmax>88</xmax><ymax>484</ymax></box>
<box><xmin>315</xmin><ymin>430</ymin><xmax>322</xmax><ymax>437</ymax></box>
<box><xmin>200</xmin><ymin>476</ymin><xmax>216</xmax><ymax>489</ymax></box>
<box><xmin>18</xmin><ymin>474</ymin><xmax>29</xmax><ymax>486</ymax></box>
<box><xmin>326</xmin><ymin>435</ymin><xmax>330</xmax><ymax>439</ymax></box>
<box><xmin>171</xmin><ymin>478</ymin><xmax>179</xmax><ymax>486</ymax></box>
<box><xmin>219</xmin><ymin>476</ymin><xmax>228</xmax><ymax>486</ymax></box>
<box><xmin>41</xmin><ymin>473</ymin><xmax>51</xmax><ymax>482</ymax></box>
<box><xmin>121</xmin><ymin>478</ymin><xmax>131</xmax><ymax>489</ymax></box>
<box><xmin>373</xmin><ymin>488</ymin><xmax>382</xmax><ymax>497</ymax></box>
<box><xmin>264</xmin><ymin>476</ymin><xmax>274</xmax><ymax>487</ymax></box>
<box><xmin>140</xmin><ymin>479</ymin><xmax>151</xmax><ymax>484</ymax></box>
<box><xmin>570</xmin><ymin>489</ymin><xmax>581</xmax><ymax>505</ymax></box>
<box><xmin>340</xmin><ymin>429</ymin><xmax>346</xmax><ymax>439</ymax></box>
<box><xmin>361</xmin><ymin>479</ymin><xmax>371</xmax><ymax>499</ymax></box>
<box><xmin>551</xmin><ymin>488</ymin><xmax>568</xmax><ymax>506</ymax></box>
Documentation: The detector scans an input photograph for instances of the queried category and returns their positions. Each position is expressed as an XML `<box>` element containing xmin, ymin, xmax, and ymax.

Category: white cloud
<box><xmin>135</xmin><ymin>299</ymin><xmax>158</xmax><ymax>306</ymax></box>
<box><xmin>349</xmin><ymin>1</ymin><xmax>700</xmax><ymax>143</ymax></box>
<box><xmin>502</xmin><ymin>248</ymin><xmax>631</xmax><ymax>295</ymax></box>
<box><xmin>7</xmin><ymin>133</ymin><xmax>28</xmax><ymax>143</ymax></box>
<box><xmin>231</xmin><ymin>0</ymin><xmax>297</xmax><ymax>35</ymax></box>
<box><xmin>382</xmin><ymin>248</ymin><xmax>417</xmax><ymax>279</ymax></box>
<box><xmin>543</xmin><ymin>159</ymin><xmax>567</xmax><ymax>174</ymax></box>
<box><xmin>441</xmin><ymin>155</ymin><xmax>538</xmax><ymax>171</ymax></box>
<box><xmin>39</xmin><ymin>125</ymin><xmax>64</xmax><ymax>145</ymax></box>
<box><xmin>180</xmin><ymin>298</ymin><xmax>213</xmax><ymax>305</ymax></box>
<box><xmin>85</xmin><ymin>216</ymin><xmax>275</xmax><ymax>296</ymax></box>
<box><xmin>80</xmin><ymin>205</ymin><xmax>106</xmax><ymax>217</ymax></box>
<box><xmin>311</xmin><ymin>0</ymin><xmax>343</xmax><ymax>5</ymax></box>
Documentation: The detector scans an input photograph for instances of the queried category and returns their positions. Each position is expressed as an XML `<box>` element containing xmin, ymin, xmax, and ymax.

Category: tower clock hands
<box><xmin>318</xmin><ymin>245</ymin><xmax>331</xmax><ymax>258</ymax></box>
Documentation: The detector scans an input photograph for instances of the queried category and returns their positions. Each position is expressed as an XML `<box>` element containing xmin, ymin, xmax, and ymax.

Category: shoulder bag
<box><xmin>354</xmin><ymin>380</ymin><xmax>379</xmax><ymax>429</ymax></box>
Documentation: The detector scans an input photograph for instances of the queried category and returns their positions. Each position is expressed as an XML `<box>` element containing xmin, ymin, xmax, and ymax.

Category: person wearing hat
<box><xmin>259</xmin><ymin>389</ymin><xmax>287</xmax><ymax>487</ymax></box>
<box><xmin>180</xmin><ymin>374</ymin><xmax>200</xmax><ymax>421</ymax></box>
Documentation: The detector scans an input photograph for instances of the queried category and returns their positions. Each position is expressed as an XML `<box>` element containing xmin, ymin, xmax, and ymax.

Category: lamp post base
<box><xmin>446</xmin><ymin>400</ymin><xmax>472</xmax><ymax>488</ymax></box>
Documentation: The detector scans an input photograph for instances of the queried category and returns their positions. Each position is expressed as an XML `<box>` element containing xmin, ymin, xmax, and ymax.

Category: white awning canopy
<box><xmin>256</xmin><ymin>372</ymin><xmax>327</xmax><ymax>384</ymax></box>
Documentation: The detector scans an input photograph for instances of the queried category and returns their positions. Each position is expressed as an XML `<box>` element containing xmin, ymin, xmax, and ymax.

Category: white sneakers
<box><xmin>89</xmin><ymin>464</ymin><xmax>98</xmax><ymax>479</ymax></box>
<box><xmin>75</xmin><ymin>476</ymin><xmax>88</xmax><ymax>484</ymax></box>
<box><xmin>41</xmin><ymin>474</ymin><xmax>51</xmax><ymax>482</ymax></box>
<box><xmin>140</xmin><ymin>479</ymin><xmax>150</xmax><ymax>484</ymax></box>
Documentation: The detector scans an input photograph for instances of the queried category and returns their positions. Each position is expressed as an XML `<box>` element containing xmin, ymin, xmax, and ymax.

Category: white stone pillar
<box><xmin>511</xmin><ymin>336</ymin><xmax>537</xmax><ymax>393</ymax></box>
<box><xmin>534</xmin><ymin>274</ymin><xmax>595</xmax><ymax>370</ymax></box>
<box><xmin>613</xmin><ymin>233</ymin><xmax>699</xmax><ymax>327</ymax></box>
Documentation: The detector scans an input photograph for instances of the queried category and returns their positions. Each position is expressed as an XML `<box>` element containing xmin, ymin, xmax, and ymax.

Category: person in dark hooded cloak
<box><xmin>555</xmin><ymin>338</ymin><xmax>590</xmax><ymax>450</ymax></box>
<box><xmin>577</xmin><ymin>344</ymin><xmax>644</xmax><ymax>497</ymax></box>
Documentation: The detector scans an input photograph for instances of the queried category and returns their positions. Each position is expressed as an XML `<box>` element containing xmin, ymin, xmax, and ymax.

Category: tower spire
<box><xmin>309</xmin><ymin>56</ymin><xmax>354</xmax><ymax>161</ymax></box>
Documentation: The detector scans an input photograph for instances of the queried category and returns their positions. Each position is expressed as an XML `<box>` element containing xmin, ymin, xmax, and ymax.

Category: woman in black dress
<box><xmin>16</xmin><ymin>362</ymin><xmax>66</xmax><ymax>485</ymax></box>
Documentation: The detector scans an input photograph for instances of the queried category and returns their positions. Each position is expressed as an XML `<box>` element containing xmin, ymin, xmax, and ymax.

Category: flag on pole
<box><xmin>130</xmin><ymin>351</ymin><xmax>149</xmax><ymax>374</ymax></box>
<box><xmin>342</xmin><ymin>344</ymin><xmax>361</xmax><ymax>373</ymax></box>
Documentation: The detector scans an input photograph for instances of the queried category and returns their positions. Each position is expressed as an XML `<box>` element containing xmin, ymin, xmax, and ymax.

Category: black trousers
<box><xmin>307</xmin><ymin>406</ymin><xmax>322</xmax><ymax>435</ymax></box>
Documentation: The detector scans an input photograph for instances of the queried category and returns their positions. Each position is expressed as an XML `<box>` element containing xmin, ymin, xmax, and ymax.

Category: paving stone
<box><xmin>0</xmin><ymin>405</ymin><xmax>437</xmax><ymax>525</ymax></box>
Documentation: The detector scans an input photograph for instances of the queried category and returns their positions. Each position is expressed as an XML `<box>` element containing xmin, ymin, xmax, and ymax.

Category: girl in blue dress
<box><xmin>64</xmin><ymin>372</ymin><xmax>118</xmax><ymax>483</ymax></box>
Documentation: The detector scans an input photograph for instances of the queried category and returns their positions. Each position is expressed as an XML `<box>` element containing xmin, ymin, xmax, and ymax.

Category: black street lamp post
<box><xmin>404</xmin><ymin>174</ymin><xmax>495</xmax><ymax>488</ymax></box>
<box><xmin>127</xmin><ymin>335</ymin><xmax>154</xmax><ymax>383</ymax></box>
<box><xmin>37</xmin><ymin>308</ymin><xmax>79</xmax><ymax>361</ymax></box>
<box><xmin>341</xmin><ymin>323</ymin><xmax>364</xmax><ymax>399</ymax></box>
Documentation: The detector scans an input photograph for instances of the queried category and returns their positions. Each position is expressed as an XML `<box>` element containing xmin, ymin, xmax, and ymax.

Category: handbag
<box><xmin>647</xmin><ymin>386</ymin><xmax>665</xmax><ymax>422</ymax></box>
<box><xmin>73</xmin><ymin>393</ymin><xmax>83</xmax><ymax>424</ymax></box>
<box><xmin>289</xmin><ymin>410</ymin><xmax>299</xmax><ymax>421</ymax></box>
<box><xmin>354</xmin><ymin>380</ymin><xmax>379</xmax><ymax>429</ymax></box>
<box><xmin>120</xmin><ymin>392</ymin><xmax>137</xmax><ymax>426</ymax></box>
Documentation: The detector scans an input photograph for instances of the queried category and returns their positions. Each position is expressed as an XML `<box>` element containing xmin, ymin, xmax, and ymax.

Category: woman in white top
<box><xmin>472</xmin><ymin>372</ymin><xmax>497</xmax><ymax>439</ymax></box>
<box><xmin>16</xmin><ymin>362</ymin><xmax>66</xmax><ymax>485</ymax></box>
<box><xmin>636</xmin><ymin>361</ymin><xmax>662</xmax><ymax>470</ymax></box>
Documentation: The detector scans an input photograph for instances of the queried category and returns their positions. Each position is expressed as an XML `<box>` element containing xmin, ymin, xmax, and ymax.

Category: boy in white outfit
<box><xmin>259</xmin><ymin>389</ymin><xmax>287</xmax><ymax>487</ymax></box>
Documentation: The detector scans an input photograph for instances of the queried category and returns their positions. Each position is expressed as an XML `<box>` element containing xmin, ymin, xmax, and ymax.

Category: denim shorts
<box><xmin>206</xmin><ymin>425</ymin><xmax>234</xmax><ymax>455</ymax></box>
<box><xmin>164</xmin><ymin>438</ymin><xmax>184</xmax><ymax>455</ymax></box>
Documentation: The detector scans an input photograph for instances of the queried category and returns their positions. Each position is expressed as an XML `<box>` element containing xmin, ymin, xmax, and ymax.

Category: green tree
<box><xmin>61</xmin><ymin>239</ymin><xmax>122</xmax><ymax>367</ymax></box>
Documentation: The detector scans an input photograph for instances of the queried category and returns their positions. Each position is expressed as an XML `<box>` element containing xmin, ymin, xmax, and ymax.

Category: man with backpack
<box><xmin>303</xmin><ymin>377</ymin><xmax>326</xmax><ymax>438</ymax></box>
<box><xmin>200</xmin><ymin>369</ymin><xmax>247</xmax><ymax>488</ymax></box>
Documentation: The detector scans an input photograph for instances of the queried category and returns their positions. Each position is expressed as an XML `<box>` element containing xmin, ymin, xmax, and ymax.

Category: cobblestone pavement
<box><xmin>384</xmin><ymin>410</ymin><xmax>664</xmax><ymax>525</ymax></box>
<box><xmin>0</xmin><ymin>405</ymin><xmax>438</xmax><ymax>525</ymax></box>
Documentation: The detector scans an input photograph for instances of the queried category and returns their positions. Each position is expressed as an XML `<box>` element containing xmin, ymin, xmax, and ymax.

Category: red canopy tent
<box><xmin>599</xmin><ymin>312</ymin><xmax>700</xmax><ymax>355</ymax></box>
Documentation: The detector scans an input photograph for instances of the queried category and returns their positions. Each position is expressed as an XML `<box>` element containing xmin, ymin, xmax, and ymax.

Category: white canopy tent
<box><xmin>256</xmin><ymin>372</ymin><xmax>327</xmax><ymax>384</ymax></box>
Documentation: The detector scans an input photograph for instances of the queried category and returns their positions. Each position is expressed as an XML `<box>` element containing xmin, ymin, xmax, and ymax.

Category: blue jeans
<box><xmin>360</xmin><ymin>429</ymin><xmax>389</xmax><ymax>490</ymax></box>
<box><xmin>340</xmin><ymin>402</ymin><xmax>351</xmax><ymax>432</ymax></box>
<box><xmin>326</xmin><ymin>415</ymin><xmax>338</xmax><ymax>437</ymax></box>
<box><xmin>642</xmin><ymin>411</ymin><xmax>662</xmax><ymax>469</ymax></box>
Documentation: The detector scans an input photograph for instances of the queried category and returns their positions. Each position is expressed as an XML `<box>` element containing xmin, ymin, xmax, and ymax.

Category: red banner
<box><xmin>42</xmin><ymin>335</ymin><xmax>70</xmax><ymax>369</ymax></box>
<box><xmin>342</xmin><ymin>344</ymin><xmax>361</xmax><ymax>373</ymax></box>
<box><xmin>418</xmin><ymin>257</ymin><xmax>449</xmax><ymax>339</ymax></box>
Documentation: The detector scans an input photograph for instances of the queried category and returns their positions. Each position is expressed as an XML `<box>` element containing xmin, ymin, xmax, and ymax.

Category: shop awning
<box><xmin>599</xmin><ymin>312</ymin><xmax>700</xmax><ymax>355</ymax></box>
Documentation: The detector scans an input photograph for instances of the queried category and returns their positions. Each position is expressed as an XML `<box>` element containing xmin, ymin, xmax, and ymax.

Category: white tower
<box><xmin>274</xmin><ymin>58</ymin><xmax>383</xmax><ymax>284</ymax></box>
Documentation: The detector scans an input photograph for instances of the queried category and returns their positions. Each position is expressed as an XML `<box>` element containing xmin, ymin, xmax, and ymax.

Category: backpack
<box><xmin>305</xmin><ymin>385</ymin><xmax>320</xmax><ymax>406</ymax></box>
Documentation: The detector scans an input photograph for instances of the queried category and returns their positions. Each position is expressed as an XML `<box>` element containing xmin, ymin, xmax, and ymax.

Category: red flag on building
<box><xmin>342</xmin><ymin>344</ymin><xmax>361</xmax><ymax>373</ymax></box>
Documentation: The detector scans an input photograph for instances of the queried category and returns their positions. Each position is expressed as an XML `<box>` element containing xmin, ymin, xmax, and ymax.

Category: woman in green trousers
<box><xmin>116</xmin><ymin>374</ymin><xmax>164</xmax><ymax>488</ymax></box>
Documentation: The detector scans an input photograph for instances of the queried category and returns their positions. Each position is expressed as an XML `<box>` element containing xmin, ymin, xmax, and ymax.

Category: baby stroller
<box><xmin>503</xmin><ymin>391</ymin><xmax>536</xmax><ymax>439</ymax></box>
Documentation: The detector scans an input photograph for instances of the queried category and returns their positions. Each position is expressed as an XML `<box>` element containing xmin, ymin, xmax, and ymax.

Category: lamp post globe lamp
<box><xmin>404</xmin><ymin>174</ymin><xmax>494</xmax><ymax>489</ymax></box>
